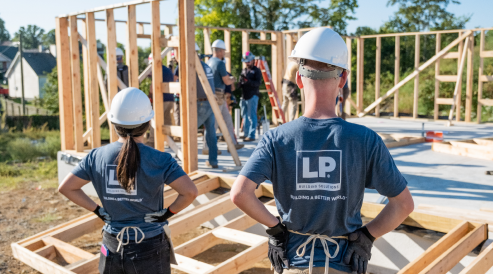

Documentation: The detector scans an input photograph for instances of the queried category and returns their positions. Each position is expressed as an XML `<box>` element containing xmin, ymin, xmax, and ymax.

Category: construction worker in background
<box><xmin>239</xmin><ymin>52</ymin><xmax>262</xmax><ymax>141</ymax></box>
<box><xmin>171</xmin><ymin>49</ymin><xmax>181</xmax><ymax>127</ymax></box>
<box><xmin>207</xmin><ymin>39</ymin><xmax>243</xmax><ymax>149</ymax></box>
<box><xmin>282</xmin><ymin>60</ymin><xmax>300</xmax><ymax>122</ymax></box>
<box><xmin>116</xmin><ymin>48</ymin><xmax>129</xmax><ymax>88</ymax></box>
<box><xmin>174</xmin><ymin>43</ymin><xmax>220</xmax><ymax>168</ymax></box>
<box><xmin>146</xmin><ymin>53</ymin><xmax>175</xmax><ymax>147</ymax></box>
<box><xmin>58</xmin><ymin>87</ymin><xmax>198</xmax><ymax>274</ymax></box>
<box><xmin>104</xmin><ymin>48</ymin><xmax>129</xmax><ymax>91</ymax></box>
<box><xmin>230</xmin><ymin>28</ymin><xmax>414</xmax><ymax>274</ymax></box>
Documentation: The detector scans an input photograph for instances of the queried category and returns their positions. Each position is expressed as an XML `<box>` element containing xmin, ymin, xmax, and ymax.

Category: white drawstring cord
<box><xmin>116</xmin><ymin>226</ymin><xmax>145</xmax><ymax>252</ymax></box>
<box><xmin>290</xmin><ymin>230</ymin><xmax>347</xmax><ymax>274</ymax></box>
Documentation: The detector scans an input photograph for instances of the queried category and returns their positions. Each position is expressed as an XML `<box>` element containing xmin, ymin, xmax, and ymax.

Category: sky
<box><xmin>1</xmin><ymin>0</ymin><xmax>491</xmax><ymax>49</ymax></box>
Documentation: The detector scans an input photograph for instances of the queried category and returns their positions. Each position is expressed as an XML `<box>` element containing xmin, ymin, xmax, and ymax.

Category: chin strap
<box><xmin>298</xmin><ymin>58</ymin><xmax>343</xmax><ymax>80</ymax></box>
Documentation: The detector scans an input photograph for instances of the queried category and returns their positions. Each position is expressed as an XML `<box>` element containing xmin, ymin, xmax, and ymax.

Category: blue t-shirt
<box><xmin>174</xmin><ymin>61</ymin><xmax>215</xmax><ymax>99</ymax></box>
<box><xmin>240</xmin><ymin>117</ymin><xmax>407</xmax><ymax>272</ymax></box>
<box><xmin>71</xmin><ymin>142</ymin><xmax>187</xmax><ymax>239</ymax></box>
<box><xmin>162</xmin><ymin>65</ymin><xmax>175</xmax><ymax>102</ymax></box>
<box><xmin>207</xmin><ymin>57</ymin><xmax>228</xmax><ymax>90</ymax></box>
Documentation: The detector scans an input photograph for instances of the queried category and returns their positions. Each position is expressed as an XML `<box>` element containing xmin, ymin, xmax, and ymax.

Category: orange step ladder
<box><xmin>254</xmin><ymin>57</ymin><xmax>286</xmax><ymax>124</ymax></box>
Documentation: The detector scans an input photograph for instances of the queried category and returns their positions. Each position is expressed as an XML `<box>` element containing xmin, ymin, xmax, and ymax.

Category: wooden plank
<box><xmin>361</xmin><ymin>202</ymin><xmax>463</xmax><ymax>233</ymax></box>
<box><xmin>417</xmin><ymin>204</ymin><xmax>493</xmax><ymax>231</ymax></box>
<box><xmin>384</xmin><ymin>136</ymin><xmax>425</xmax><ymax>148</ymax></box>
<box><xmin>126</xmin><ymin>4</ymin><xmax>139</xmax><ymax>87</ymax></box>
<box><xmin>195</xmin><ymin>54</ymin><xmax>241</xmax><ymax>166</ymax></box>
<box><xmin>178</xmin><ymin>0</ymin><xmax>189</xmax><ymax>172</ymax></box>
<box><xmin>224</xmin><ymin>30</ymin><xmax>231</xmax><ymax>72</ymax></box>
<box><xmin>11</xmin><ymin>243</ymin><xmax>73</xmax><ymax>274</ymax></box>
<box><xmin>168</xmin><ymin>81</ymin><xmax>180</xmax><ymax>94</ymax></box>
<box><xmin>248</xmin><ymin>39</ymin><xmax>276</xmax><ymax>45</ymax></box>
<box><xmin>460</xmin><ymin>241</ymin><xmax>493</xmax><ymax>274</ymax></box>
<box><xmin>105</xmin><ymin>8</ymin><xmax>119</xmax><ymax>142</ymax></box>
<box><xmin>96</xmin><ymin>65</ymin><xmax>110</xmax><ymax>111</ymax></box>
<box><xmin>260</xmin><ymin>32</ymin><xmax>266</xmax><ymax>40</ymax></box>
<box><xmin>242</xmin><ymin>31</ymin><xmax>249</xmax><ymax>69</ymax></box>
<box><xmin>413</xmin><ymin>34</ymin><xmax>420</xmax><ymax>119</ymax></box>
<box><xmin>136</xmin><ymin>34</ymin><xmax>151</xmax><ymax>39</ymax></box>
<box><xmin>480</xmin><ymin>75</ymin><xmax>493</xmax><ymax>82</ymax></box>
<box><xmin>443</xmin><ymin>51</ymin><xmax>459</xmax><ymax>59</ymax></box>
<box><xmin>473</xmin><ymin>138</ymin><xmax>493</xmax><ymax>147</ymax></box>
<box><xmin>203</xmin><ymin>28</ymin><xmax>212</xmax><ymax>58</ymax></box>
<box><xmin>398</xmin><ymin>221</ymin><xmax>470</xmax><ymax>274</ymax></box>
<box><xmin>395</xmin><ymin>36</ymin><xmax>400</xmax><ymax>118</ymax></box>
<box><xmin>163</xmin><ymin>177</ymin><xmax>220</xmax><ymax>208</ymax></box>
<box><xmin>358</xmin><ymin>31</ymin><xmax>472</xmax><ymax>117</ymax></box>
<box><xmin>212</xmin><ymin>227</ymin><xmax>267</xmax><ymax>246</ymax></box>
<box><xmin>204</xmin><ymin>239</ymin><xmax>269</xmax><ymax>274</ymax></box>
<box><xmin>42</xmin><ymin>237</ymin><xmax>93</xmax><ymax>264</ymax></box>
<box><xmin>65</xmin><ymin>255</ymin><xmax>99</xmax><ymax>273</ymax></box>
<box><xmin>448</xmin><ymin>37</ymin><xmax>469</xmax><ymax>125</ymax></box>
<box><xmin>163</xmin><ymin>125</ymin><xmax>183</xmax><ymax>137</ymax></box>
<box><xmin>480</xmin><ymin>51</ymin><xmax>493</xmax><ymax>58</ymax></box>
<box><xmin>419</xmin><ymin>223</ymin><xmax>487</xmax><ymax>274</ymax></box>
<box><xmin>345</xmin><ymin>37</ymin><xmax>352</xmax><ymax>115</ymax></box>
<box><xmin>173</xmin><ymin>254</ymin><xmax>215</xmax><ymax>274</ymax></box>
<box><xmin>55</xmin><ymin>17</ymin><xmax>74</xmax><ymax>151</ymax></box>
<box><xmin>151</xmin><ymin>2</ymin><xmax>165</xmax><ymax>152</ymax></box>
<box><xmin>436</xmin><ymin>98</ymin><xmax>454</xmax><ymax>105</ymax></box>
<box><xmin>166</xmin><ymin>135</ymin><xmax>183</xmax><ymax>161</ymax></box>
<box><xmin>357</xmin><ymin>38</ymin><xmax>364</xmax><ymax>114</ymax></box>
<box><xmin>69</xmin><ymin>16</ymin><xmax>83</xmax><ymax>152</ymax></box>
<box><xmin>80</xmin><ymin>20</ymin><xmax>91</xmax><ymax>147</ymax></box>
<box><xmin>85</xmin><ymin>12</ymin><xmax>101</xmax><ymax>148</ymax></box>
<box><xmin>375</xmin><ymin>36</ymin><xmax>381</xmax><ymax>117</ymax></box>
<box><xmin>35</xmin><ymin>245</ymin><xmax>56</xmax><ymax>261</ymax></box>
<box><xmin>456</xmin><ymin>36</ymin><xmax>464</xmax><ymax>123</ymax></box>
<box><xmin>435</xmin><ymin>75</ymin><xmax>458</xmax><ymax>82</ymax></box>
<box><xmin>139</xmin><ymin>47</ymin><xmax>172</xmax><ymax>83</ymax></box>
<box><xmin>432</xmin><ymin>142</ymin><xmax>493</xmax><ymax>161</ymax></box>
<box><xmin>450</xmin><ymin>140</ymin><xmax>493</xmax><ymax>152</ymax></box>
<box><xmin>434</xmin><ymin>33</ymin><xmax>441</xmax><ymax>120</ymax></box>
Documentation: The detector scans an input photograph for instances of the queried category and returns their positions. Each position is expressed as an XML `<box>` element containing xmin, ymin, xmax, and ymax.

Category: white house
<box><xmin>0</xmin><ymin>46</ymin><xmax>18</xmax><ymax>81</ymax></box>
<box><xmin>5</xmin><ymin>51</ymin><xmax>56</xmax><ymax>100</ymax></box>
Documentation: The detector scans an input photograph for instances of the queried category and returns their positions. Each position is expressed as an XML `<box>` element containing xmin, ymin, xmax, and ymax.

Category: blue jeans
<box><xmin>244</xmin><ymin>95</ymin><xmax>259</xmax><ymax>139</ymax></box>
<box><xmin>197</xmin><ymin>101</ymin><xmax>218</xmax><ymax>165</ymax></box>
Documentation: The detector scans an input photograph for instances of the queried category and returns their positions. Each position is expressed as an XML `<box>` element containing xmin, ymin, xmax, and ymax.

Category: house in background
<box><xmin>5</xmin><ymin>52</ymin><xmax>57</xmax><ymax>100</ymax></box>
<box><xmin>0</xmin><ymin>46</ymin><xmax>19</xmax><ymax>81</ymax></box>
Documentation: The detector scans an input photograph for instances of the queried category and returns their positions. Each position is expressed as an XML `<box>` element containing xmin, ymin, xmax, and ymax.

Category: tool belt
<box><xmin>215</xmin><ymin>88</ymin><xmax>225</xmax><ymax>106</ymax></box>
<box><xmin>289</xmin><ymin>230</ymin><xmax>348</xmax><ymax>274</ymax></box>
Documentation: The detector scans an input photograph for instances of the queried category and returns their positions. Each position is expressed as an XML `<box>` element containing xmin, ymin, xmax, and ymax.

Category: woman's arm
<box><xmin>167</xmin><ymin>175</ymin><xmax>198</xmax><ymax>213</ymax></box>
<box><xmin>58</xmin><ymin>173</ymin><xmax>98</xmax><ymax>212</ymax></box>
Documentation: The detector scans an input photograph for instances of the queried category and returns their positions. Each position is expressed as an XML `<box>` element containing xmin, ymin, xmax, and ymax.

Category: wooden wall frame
<box><xmin>12</xmin><ymin>172</ymin><xmax>491</xmax><ymax>274</ymax></box>
<box><xmin>432</xmin><ymin>137</ymin><xmax>493</xmax><ymax>161</ymax></box>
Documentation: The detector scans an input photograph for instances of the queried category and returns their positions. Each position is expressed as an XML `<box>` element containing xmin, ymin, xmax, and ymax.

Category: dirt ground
<box><xmin>0</xmin><ymin>182</ymin><xmax>272</xmax><ymax>273</ymax></box>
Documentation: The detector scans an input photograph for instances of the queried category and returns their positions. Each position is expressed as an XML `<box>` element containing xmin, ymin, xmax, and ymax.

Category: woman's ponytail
<box><xmin>114</xmin><ymin>122</ymin><xmax>150</xmax><ymax>193</ymax></box>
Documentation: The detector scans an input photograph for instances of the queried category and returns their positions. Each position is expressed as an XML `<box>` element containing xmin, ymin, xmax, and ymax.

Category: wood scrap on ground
<box><xmin>378</xmin><ymin>133</ymin><xmax>426</xmax><ymax>148</ymax></box>
<box><xmin>432</xmin><ymin>137</ymin><xmax>493</xmax><ymax>161</ymax></box>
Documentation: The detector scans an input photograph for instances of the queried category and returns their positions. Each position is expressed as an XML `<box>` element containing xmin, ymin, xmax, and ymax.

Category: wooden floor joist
<box><xmin>432</xmin><ymin>137</ymin><xmax>493</xmax><ymax>161</ymax></box>
<box><xmin>11</xmin><ymin>172</ymin><xmax>492</xmax><ymax>274</ymax></box>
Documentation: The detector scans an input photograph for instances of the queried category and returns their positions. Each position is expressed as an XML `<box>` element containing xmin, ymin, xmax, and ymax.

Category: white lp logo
<box><xmin>106</xmin><ymin>165</ymin><xmax>137</xmax><ymax>195</ymax></box>
<box><xmin>296</xmin><ymin>150</ymin><xmax>341</xmax><ymax>191</ymax></box>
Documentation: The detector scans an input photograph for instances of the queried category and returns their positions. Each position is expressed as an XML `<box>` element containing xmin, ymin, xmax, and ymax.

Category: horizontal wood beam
<box><xmin>436</xmin><ymin>98</ymin><xmax>455</xmax><ymax>105</ymax></box>
<box><xmin>443</xmin><ymin>51</ymin><xmax>460</xmax><ymax>59</ymax></box>
<box><xmin>460</xmin><ymin>241</ymin><xmax>493</xmax><ymax>274</ymax></box>
<box><xmin>479</xmin><ymin>75</ymin><xmax>493</xmax><ymax>82</ymax></box>
<box><xmin>137</xmin><ymin>34</ymin><xmax>151</xmax><ymax>39</ymax></box>
<box><xmin>65</xmin><ymin>255</ymin><xmax>99</xmax><ymax>273</ymax></box>
<box><xmin>436</xmin><ymin>75</ymin><xmax>458</xmax><ymax>82</ymax></box>
<box><xmin>174</xmin><ymin>254</ymin><xmax>215</xmax><ymax>273</ymax></box>
<box><xmin>212</xmin><ymin>227</ymin><xmax>267</xmax><ymax>246</ymax></box>
<box><xmin>163</xmin><ymin>125</ymin><xmax>182</xmax><ymax>137</ymax></box>
<box><xmin>479</xmin><ymin>99</ymin><xmax>493</xmax><ymax>106</ymax></box>
<box><xmin>248</xmin><ymin>39</ymin><xmax>276</xmax><ymax>45</ymax></box>
<box><xmin>480</xmin><ymin>51</ymin><xmax>493</xmax><ymax>58</ymax></box>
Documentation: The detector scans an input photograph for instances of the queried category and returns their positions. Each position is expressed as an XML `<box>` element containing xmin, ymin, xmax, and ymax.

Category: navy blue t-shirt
<box><xmin>240</xmin><ymin>117</ymin><xmax>407</xmax><ymax>272</ymax></box>
<box><xmin>72</xmin><ymin>142</ymin><xmax>187</xmax><ymax>239</ymax></box>
<box><xmin>162</xmin><ymin>66</ymin><xmax>175</xmax><ymax>102</ymax></box>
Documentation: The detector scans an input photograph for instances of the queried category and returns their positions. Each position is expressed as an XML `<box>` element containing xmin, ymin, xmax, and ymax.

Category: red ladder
<box><xmin>254</xmin><ymin>57</ymin><xmax>286</xmax><ymax>124</ymax></box>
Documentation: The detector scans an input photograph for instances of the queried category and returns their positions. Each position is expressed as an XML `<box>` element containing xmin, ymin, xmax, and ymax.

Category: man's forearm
<box><xmin>232</xmin><ymin>191</ymin><xmax>278</xmax><ymax>227</ymax></box>
<box><xmin>365</xmin><ymin>187</ymin><xmax>414</xmax><ymax>238</ymax></box>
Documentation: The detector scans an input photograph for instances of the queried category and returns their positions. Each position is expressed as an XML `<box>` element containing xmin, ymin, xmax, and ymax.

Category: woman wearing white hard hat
<box><xmin>59</xmin><ymin>87</ymin><xmax>198</xmax><ymax>274</ymax></box>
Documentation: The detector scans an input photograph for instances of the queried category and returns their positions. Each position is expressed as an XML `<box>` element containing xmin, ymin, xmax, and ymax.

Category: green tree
<box><xmin>41</xmin><ymin>67</ymin><xmax>59</xmax><ymax>114</ymax></box>
<box><xmin>13</xmin><ymin>25</ymin><xmax>45</xmax><ymax>49</ymax></box>
<box><xmin>0</xmin><ymin>16</ymin><xmax>10</xmax><ymax>43</ymax></box>
<box><xmin>42</xmin><ymin>29</ymin><xmax>56</xmax><ymax>46</ymax></box>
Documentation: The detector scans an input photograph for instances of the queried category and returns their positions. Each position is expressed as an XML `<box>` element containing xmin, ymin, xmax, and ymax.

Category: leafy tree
<box><xmin>0</xmin><ymin>16</ymin><xmax>10</xmax><ymax>43</ymax></box>
<box><xmin>41</xmin><ymin>67</ymin><xmax>59</xmax><ymax>114</ymax></box>
<box><xmin>42</xmin><ymin>29</ymin><xmax>56</xmax><ymax>46</ymax></box>
<box><xmin>13</xmin><ymin>25</ymin><xmax>45</xmax><ymax>49</ymax></box>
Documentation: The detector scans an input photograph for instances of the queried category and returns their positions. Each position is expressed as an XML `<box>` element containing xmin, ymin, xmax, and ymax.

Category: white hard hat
<box><xmin>289</xmin><ymin>28</ymin><xmax>349</xmax><ymax>72</ymax></box>
<box><xmin>211</xmin><ymin>39</ymin><xmax>226</xmax><ymax>50</ymax></box>
<box><xmin>108</xmin><ymin>87</ymin><xmax>154</xmax><ymax>128</ymax></box>
<box><xmin>195</xmin><ymin>43</ymin><xmax>200</xmax><ymax>51</ymax></box>
<box><xmin>115</xmin><ymin>47</ymin><xmax>124</xmax><ymax>56</ymax></box>
<box><xmin>148</xmin><ymin>53</ymin><xmax>153</xmax><ymax>61</ymax></box>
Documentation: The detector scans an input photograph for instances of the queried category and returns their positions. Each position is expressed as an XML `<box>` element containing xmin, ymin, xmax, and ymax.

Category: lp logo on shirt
<box><xmin>296</xmin><ymin>150</ymin><xmax>341</xmax><ymax>191</ymax></box>
<box><xmin>105</xmin><ymin>165</ymin><xmax>137</xmax><ymax>195</ymax></box>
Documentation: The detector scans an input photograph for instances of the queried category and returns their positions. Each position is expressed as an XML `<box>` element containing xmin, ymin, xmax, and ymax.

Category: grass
<box><xmin>32</xmin><ymin>213</ymin><xmax>62</xmax><ymax>223</ymax></box>
<box><xmin>0</xmin><ymin>160</ymin><xmax>58</xmax><ymax>191</ymax></box>
<box><xmin>0</xmin><ymin>127</ymin><xmax>60</xmax><ymax>162</ymax></box>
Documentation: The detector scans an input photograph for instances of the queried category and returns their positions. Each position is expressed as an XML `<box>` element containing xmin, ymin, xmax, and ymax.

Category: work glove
<box><xmin>144</xmin><ymin>208</ymin><xmax>175</xmax><ymax>223</ymax></box>
<box><xmin>93</xmin><ymin>205</ymin><xmax>111</xmax><ymax>224</ymax></box>
<box><xmin>265</xmin><ymin>217</ymin><xmax>289</xmax><ymax>274</ymax></box>
<box><xmin>343</xmin><ymin>226</ymin><xmax>375</xmax><ymax>274</ymax></box>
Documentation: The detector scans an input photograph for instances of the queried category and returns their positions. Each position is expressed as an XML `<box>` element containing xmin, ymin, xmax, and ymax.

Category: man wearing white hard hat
<box><xmin>231</xmin><ymin>28</ymin><xmax>414</xmax><ymax>274</ymax></box>
<box><xmin>239</xmin><ymin>51</ymin><xmax>262</xmax><ymax>141</ymax></box>
<box><xmin>59</xmin><ymin>87</ymin><xmax>198</xmax><ymax>274</ymax></box>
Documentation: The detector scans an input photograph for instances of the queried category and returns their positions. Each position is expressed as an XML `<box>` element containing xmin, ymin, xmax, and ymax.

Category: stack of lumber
<box><xmin>432</xmin><ymin>137</ymin><xmax>493</xmax><ymax>161</ymax></box>
<box><xmin>416</xmin><ymin>204</ymin><xmax>493</xmax><ymax>232</ymax></box>
<box><xmin>378</xmin><ymin>133</ymin><xmax>426</xmax><ymax>148</ymax></box>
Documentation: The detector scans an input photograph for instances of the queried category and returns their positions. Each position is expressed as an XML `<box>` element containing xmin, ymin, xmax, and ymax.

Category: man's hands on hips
<box><xmin>266</xmin><ymin>217</ymin><xmax>289</xmax><ymax>274</ymax></box>
<box><xmin>343</xmin><ymin>226</ymin><xmax>375</xmax><ymax>274</ymax></box>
